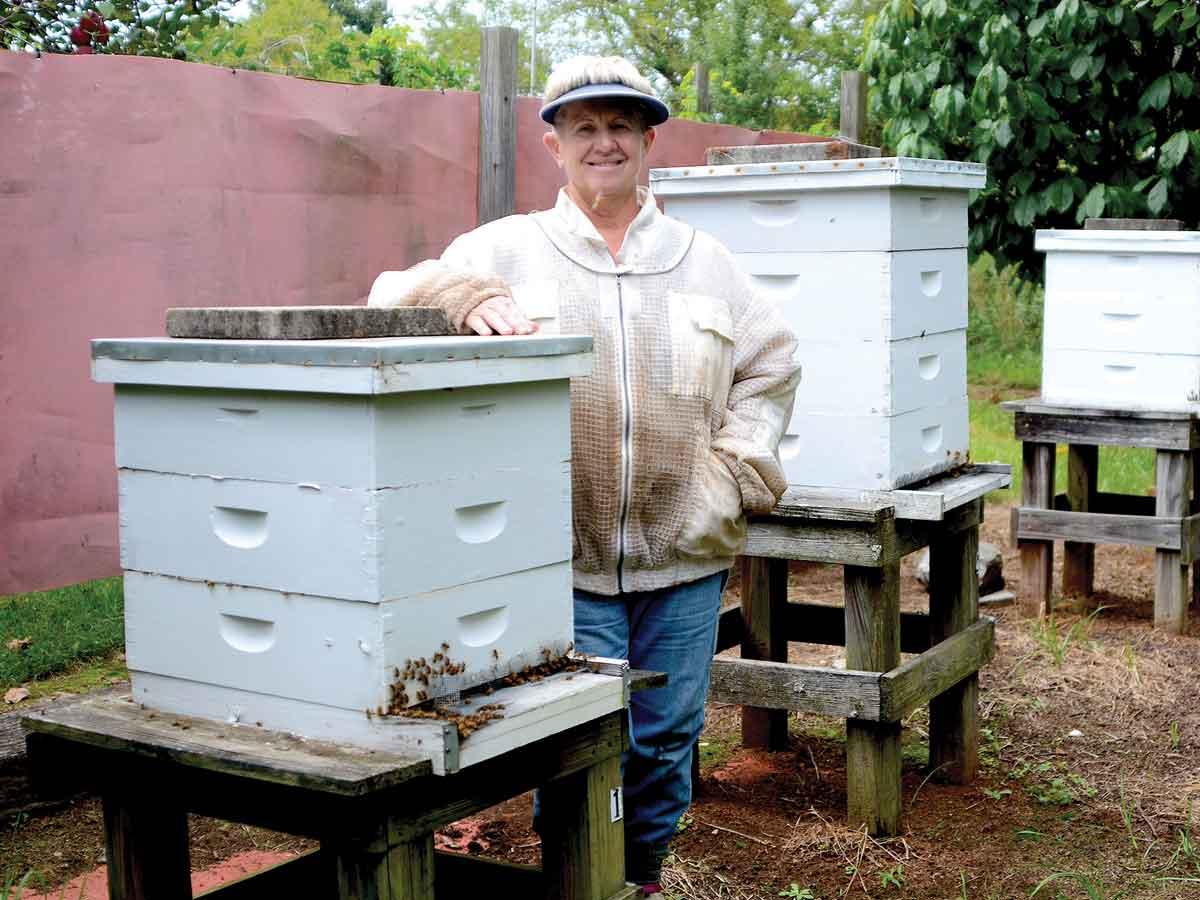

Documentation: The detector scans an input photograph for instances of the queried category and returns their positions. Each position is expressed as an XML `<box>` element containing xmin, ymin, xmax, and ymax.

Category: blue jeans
<box><xmin>574</xmin><ymin>571</ymin><xmax>726</xmax><ymax>883</ymax></box>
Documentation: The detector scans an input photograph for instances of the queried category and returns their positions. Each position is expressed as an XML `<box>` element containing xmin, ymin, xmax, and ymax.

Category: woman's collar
<box><xmin>535</xmin><ymin>186</ymin><xmax>694</xmax><ymax>275</ymax></box>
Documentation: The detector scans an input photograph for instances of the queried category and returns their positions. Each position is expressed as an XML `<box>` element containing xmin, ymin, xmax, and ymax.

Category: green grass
<box><xmin>965</xmin><ymin>252</ymin><xmax>1156</xmax><ymax>501</ymax></box>
<box><xmin>0</xmin><ymin>577</ymin><xmax>124</xmax><ymax>689</ymax></box>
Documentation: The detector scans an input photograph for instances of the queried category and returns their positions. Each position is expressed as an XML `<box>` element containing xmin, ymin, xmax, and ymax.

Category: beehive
<box><xmin>1037</xmin><ymin>229</ymin><xmax>1200</xmax><ymax>410</ymax></box>
<box><xmin>650</xmin><ymin>157</ymin><xmax>986</xmax><ymax>490</ymax></box>
<box><xmin>92</xmin><ymin>334</ymin><xmax>593</xmax><ymax>747</ymax></box>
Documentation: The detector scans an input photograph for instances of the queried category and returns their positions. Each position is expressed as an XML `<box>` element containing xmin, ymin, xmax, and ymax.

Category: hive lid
<box><xmin>649</xmin><ymin>156</ymin><xmax>986</xmax><ymax>195</ymax></box>
<box><xmin>91</xmin><ymin>334</ymin><xmax>594</xmax><ymax>394</ymax></box>
<box><xmin>1036</xmin><ymin>229</ymin><xmax>1200</xmax><ymax>255</ymax></box>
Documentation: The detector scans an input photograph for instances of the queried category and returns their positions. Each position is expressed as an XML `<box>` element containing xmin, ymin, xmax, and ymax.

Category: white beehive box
<box><xmin>651</xmin><ymin>157</ymin><xmax>986</xmax><ymax>489</ymax></box>
<box><xmin>1037</xmin><ymin>229</ymin><xmax>1200</xmax><ymax>410</ymax></box>
<box><xmin>92</xmin><ymin>334</ymin><xmax>593</xmax><ymax>751</ymax></box>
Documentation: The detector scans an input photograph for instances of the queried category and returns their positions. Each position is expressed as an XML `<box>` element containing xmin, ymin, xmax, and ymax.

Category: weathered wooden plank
<box><xmin>1019</xmin><ymin>442</ymin><xmax>1055</xmax><ymax>618</ymax></box>
<box><xmin>103</xmin><ymin>787</ymin><xmax>192</xmax><ymax>900</ymax></box>
<box><xmin>1013</xmin><ymin>507</ymin><xmax>1183</xmax><ymax>553</ymax></box>
<box><xmin>1193</xmin><ymin>450</ymin><xmax>1200</xmax><ymax>610</ymax></box>
<box><xmin>844</xmin><ymin>562</ymin><xmax>901</xmax><ymax>835</ymax></box>
<box><xmin>1008</xmin><ymin>409</ymin><xmax>1198</xmax><ymax>451</ymax></box>
<box><xmin>839</xmin><ymin>70</ymin><xmax>868</xmax><ymax>143</ymax></box>
<box><xmin>386</xmin><ymin>713</ymin><xmax>625</xmax><ymax>843</ymax></box>
<box><xmin>1053</xmin><ymin>491</ymin><xmax>1156</xmax><ymax>517</ymax></box>
<box><xmin>1155</xmin><ymin>450</ymin><xmax>1191</xmax><ymax>633</ymax></box>
<box><xmin>714</xmin><ymin>602</ymin><xmax>933</xmax><ymax>655</ymax></box>
<box><xmin>1063</xmin><ymin>444</ymin><xmax>1098</xmax><ymax>597</ymax></box>
<box><xmin>926</xmin><ymin>522</ymin><xmax>983</xmax><ymax>785</ymax></box>
<box><xmin>1002</xmin><ymin>399</ymin><xmax>1198</xmax><ymax>421</ymax></box>
<box><xmin>705</xmin><ymin>140</ymin><xmax>880</xmax><ymax>165</ymax></box>
<box><xmin>331</xmin><ymin>827</ymin><xmax>436</xmax><ymax>900</ymax></box>
<box><xmin>739</xmin><ymin>556</ymin><xmax>789</xmax><ymax>750</ymax></box>
<box><xmin>20</xmin><ymin>694</ymin><xmax>431</xmax><ymax>795</ymax></box>
<box><xmin>709</xmin><ymin>657</ymin><xmax>882</xmax><ymax>719</ymax></box>
<box><xmin>770</xmin><ymin>465</ymin><xmax>1010</xmax><ymax>523</ymax></box>
<box><xmin>882</xmin><ymin>619</ymin><xmax>993</xmax><ymax>724</ymax></box>
<box><xmin>894</xmin><ymin>497</ymin><xmax>983</xmax><ymax>558</ymax></box>
<box><xmin>433</xmin><ymin>850</ymin><xmax>542</xmax><ymax>895</ymax></box>
<box><xmin>539</xmin><ymin>752</ymin><xmax>626</xmax><ymax>900</ymax></box>
<box><xmin>760</xmin><ymin>495</ymin><xmax>894</xmax><ymax>524</ymax></box>
<box><xmin>165</xmin><ymin>307</ymin><xmax>451</xmax><ymax>340</ymax></box>
<box><xmin>1084</xmin><ymin>218</ymin><xmax>1184</xmax><ymax>231</ymax></box>
<box><xmin>746</xmin><ymin>500</ymin><xmax>897</xmax><ymax>567</ymax></box>
<box><xmin>478</xmin><ymin>26</ymin><xmax>518</xmax><ymax>226</ymax></box>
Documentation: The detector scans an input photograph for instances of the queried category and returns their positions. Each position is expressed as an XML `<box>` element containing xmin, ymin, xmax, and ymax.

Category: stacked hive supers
<box><xmin>1037</xmin><ymin>228</ymin><xmax>1200</xmax><ymax>410</ymax></box>
<box><xmin>651</xmin><ymin>157</ymin><xmax>987</xmax><ymax>490</ymax></box>
<box><xmin>92</xmin><ymin>334</ymin><xmax>592</xmax><ymax>750</ymax></box>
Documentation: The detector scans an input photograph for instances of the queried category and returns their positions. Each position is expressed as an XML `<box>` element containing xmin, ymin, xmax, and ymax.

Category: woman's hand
<box><xmin>463</xmin><ymin>295</ymin><xmax>539</xmax><ymax>336</ymax></box>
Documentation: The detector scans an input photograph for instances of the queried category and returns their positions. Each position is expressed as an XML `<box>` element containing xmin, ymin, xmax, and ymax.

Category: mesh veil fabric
<box><xmin>370</xmin><ymin>188</ymin><xmax>800</xmax><ymax>595</ymax></box>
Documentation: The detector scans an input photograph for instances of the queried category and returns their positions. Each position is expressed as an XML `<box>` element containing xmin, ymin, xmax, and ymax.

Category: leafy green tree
<box><xmin>2</xmin><ymin>0</ymin><xmax>229</xmax><ymax>56</ymax></box>
<box><xmin>327</xmin><ymin>0</ymin><xmax>388</xmax><ymax>33</ymax></box>
<box><xmin>866</xmin><ymin>0</ymin><xmax>1200</xmax><ymax>273</ymax></box>
<box><xmin>549</xmin><ymin>0</ymin><xmax>875</xmax><ymax>131</ymax></box>
<box><xmin>184</xmin><ymin>0</ymin><xmax>372</xmax><ymax>79</ymax></box>
<box><xmin>184</xmin><ymin>0</ymin><xmax>470</xmax><ymax>88</ymax></box>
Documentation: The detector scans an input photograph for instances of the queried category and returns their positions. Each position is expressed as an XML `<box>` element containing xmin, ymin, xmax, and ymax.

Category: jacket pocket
<box><xmin>511</xmin><ymin>279</ymin><xmax>560</xmax><ymax>333</ymax></box>
<box><xmin>676</xmin><ymin>449</ymin><xmax>747</xmax><ymax>560</ymax></box>
<box><xmin>668</xmin><ymin>292</ymin><xmax>735</xmax><ymax>405</ymax></box>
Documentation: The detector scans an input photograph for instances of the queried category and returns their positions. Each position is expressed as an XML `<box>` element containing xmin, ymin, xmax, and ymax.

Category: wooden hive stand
<box><xmin>708</xmin><ymin>465</ymin><xmax>1010</xmax><ymax>836</ymax></box>
<box><xmin>1005</xmin><ymin>399</ymin><xmax>1200</xmax><ymax>633</ymax></box>
<box><xmin>20</xmin><ymin>672</ymin><xmax>665</xmax><ymax>900</ymax></box>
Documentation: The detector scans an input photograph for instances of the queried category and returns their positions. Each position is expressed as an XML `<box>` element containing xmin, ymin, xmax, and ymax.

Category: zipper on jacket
<box><xmin>615</xmin><ymin>273</ymin><xmax>634</xmax><ymax>594</ymax></box>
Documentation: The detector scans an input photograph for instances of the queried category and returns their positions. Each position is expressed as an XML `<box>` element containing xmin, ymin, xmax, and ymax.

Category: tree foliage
<box><xmin>555</xmin><ymin>0</ymin><xmax>875</xmax><ymax>131</ymax></box>
<box><xmin>866</xmin><ymin>0</ymin><xmax>1200</xmax><ymax>273</ymax></box>
<box><xmin>2</xmin><ymin>0</ymin><xmax>229</xmax><ymax>56</ymax></box>
<box><xmin>183</xmin><ymin>0</ymin><xmax>471</xmax><ymax>88</ymax></box>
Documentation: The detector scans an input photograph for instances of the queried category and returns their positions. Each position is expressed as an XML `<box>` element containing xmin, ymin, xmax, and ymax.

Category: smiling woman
<box><xmin>367</xmin><ymin>55</ymin><xmax>802</xmax><ymax>894</ymax></box>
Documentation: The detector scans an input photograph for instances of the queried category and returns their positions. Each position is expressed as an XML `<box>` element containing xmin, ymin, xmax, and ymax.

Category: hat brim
<box><xmin>540</xmin><ymin>83</ymin><xmax>670</xmax><ymax>126</ymax></box>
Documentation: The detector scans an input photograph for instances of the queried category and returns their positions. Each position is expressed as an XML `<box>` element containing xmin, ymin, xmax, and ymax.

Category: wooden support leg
<box><xmin>331</xmin><ymin>823</ymin><xmax>435</xmax><ymax>900</ymax></box>
<box><xmin>1155</xmin><ymin>450</ymin><xmax>1191</xmax><ymax>634</ymax></box>
<box><xmin>1019</xmin><ymin>441</ymin><xmax>1055</xmax><ymax>618</ymax></box>
<box><xmin>1063</xmin><ymin>444</ymin><xmax>1098</xmax><ymax>599</ymax></box>
<box><xmin>927</xmin><ymin>513</ymin><xmax>981</xmax><ymax>785</ymax></box>
<box><xmin>539</xmin><ymin>751</ymin><xmax>626</xmax><ymax>900</ymax></box>
<box><xmin>102</xmin><ymin>788</ymin><xmax>192</xmax><ymax>900</ymax></box>
<box><xmin>1192</xmin><ymin>450</ymin><xmax>1199</xmax><ymax>609</ymax></box>
<box><xmin>739</xmin><ymin>555</ymin><xmax>789</xmax><ymax>750</ymax></box>
<box><xmin>844</xmin><ymin>561</ymin><xmax>901</xmax><ymax>836</ymax></box>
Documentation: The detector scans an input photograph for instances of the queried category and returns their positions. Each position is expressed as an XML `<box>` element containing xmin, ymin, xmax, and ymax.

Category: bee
<box><xmin>441</xmin><ymin>641</ymin><xmax>451</xmax><ymax>651</ymax></box>
<box><xmin>433</xmin><ymin>652</ymin><xmax>444</xmax><ymax>663</ymax></box>
<box><xmin>491</xmin><ymin>649</ymin><xmax>500</xmax><ymax>660</ymax></box>
<box><xmin>419</xmin><ymin>673</ymin><xmax>429</xmax><ymax>686</ymax></box>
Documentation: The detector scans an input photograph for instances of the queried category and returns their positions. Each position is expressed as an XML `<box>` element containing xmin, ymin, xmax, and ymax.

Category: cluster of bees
<box><xmin>401</xmin><ymin>702</ymin><xmax>506</xmax><ymax>740</ymax></box>
<box><xmin>365</xmin><ymin>642</ymin><xmax>587</xmax><ymax>739</ymax></box>
<box><xmin>498</xmin><ymin>645</ymin><xmax>581</xmax><ymax>688</ymax></box>
<box><xmin>366</xmin><ymin>641</ymin><xmax>468</xmax><ymax>719</ymax></box>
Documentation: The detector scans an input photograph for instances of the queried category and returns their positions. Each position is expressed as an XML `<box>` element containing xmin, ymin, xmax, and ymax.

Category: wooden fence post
<box><xmin>839</xmin><ymin>71</ymin><xmax>868</xmax><ymax>143</ymax></box>
<box><xmin>695</xmin><ymin>62</ymin><xmax>711</xmax><ymax>114</ymax></box>
<box><xmin>478</xmin><ymin>26</ymin><xmax>518</xmax><ymax>226</ymax></box>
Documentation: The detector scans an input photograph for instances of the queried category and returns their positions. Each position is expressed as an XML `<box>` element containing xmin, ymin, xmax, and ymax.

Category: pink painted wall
<box><xmin>0</xmin><ymin>50</ymin><xmax>822</xmax><ymax>595</ymax></box>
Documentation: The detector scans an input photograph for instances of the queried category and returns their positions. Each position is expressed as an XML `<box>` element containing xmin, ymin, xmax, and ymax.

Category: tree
<box><xmin>2</xmin><ymin>0</ymin><xmax>229</xmax><ymax>56</ymax></box>
<box><xmin>184</xmin><ymin>0</ymin><xmax>471</xmax><ymax>88</ymax></box>
<box><xmin>866</xmin><ymin>0</ymin><xmax>1200</xmax><ymax>274</ymax></box>
<box><xmin>551</xmin><ymin>0</ymin><xmax>876</xmax><ymax>131</ymax></box>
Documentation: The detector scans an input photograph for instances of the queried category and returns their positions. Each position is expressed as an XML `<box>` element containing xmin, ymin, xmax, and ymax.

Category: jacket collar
<box><xmin>532</xmin><ymin>186</ymin><xmax>694</xmax><ymax>275</ymax></box>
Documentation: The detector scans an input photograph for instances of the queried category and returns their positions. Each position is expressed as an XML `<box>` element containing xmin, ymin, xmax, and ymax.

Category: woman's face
<box><xmin>542</xmin><ymin>100</ymin><xmax>656</xmax><ymax>208</ymax></box>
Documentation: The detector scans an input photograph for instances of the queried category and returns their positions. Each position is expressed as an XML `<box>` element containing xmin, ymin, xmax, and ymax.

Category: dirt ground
<box><xmin>5</xmin><ymin>501</ymin><xmax>1200</xmax><ymax>899</ymax></box>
